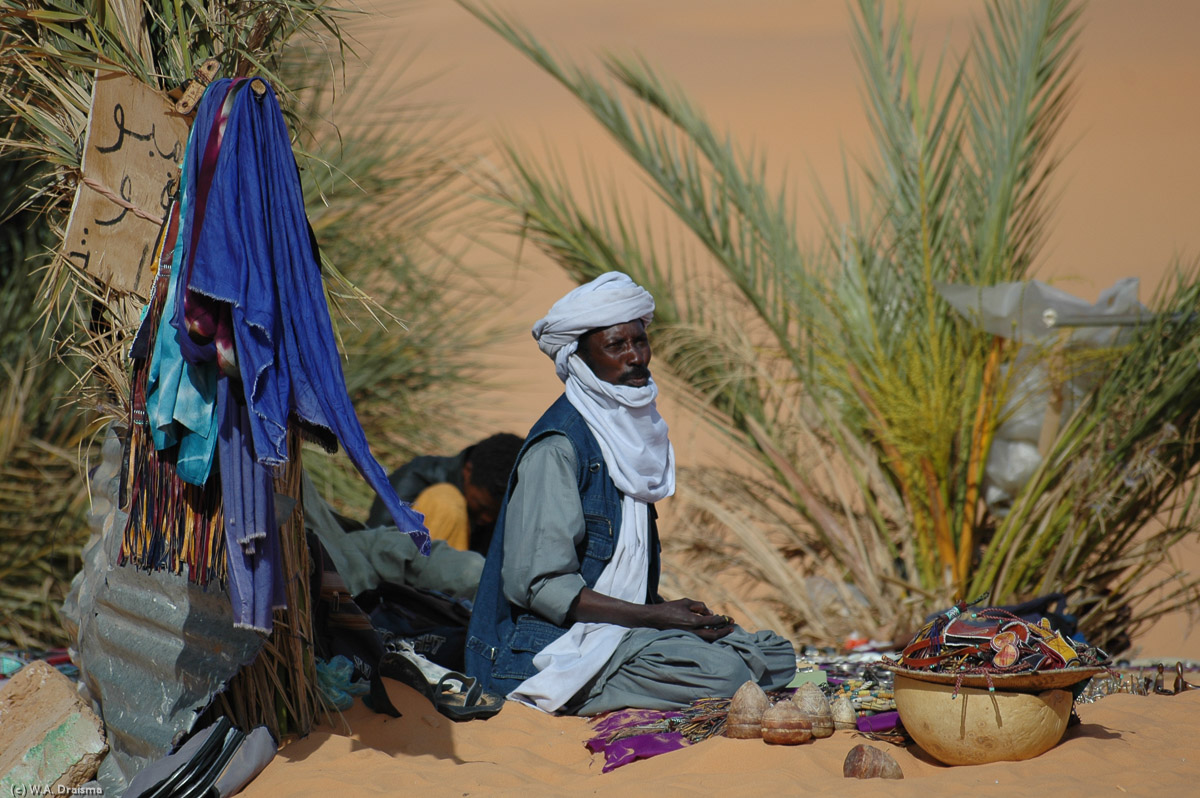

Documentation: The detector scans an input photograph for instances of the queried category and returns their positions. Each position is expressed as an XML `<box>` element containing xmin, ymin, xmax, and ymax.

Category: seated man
<box><xmin>302</xmin><ymin>471</ymin><xmax>483</xmax><ymax>603</ymax></box>
<box><xmin>366</xmin><ymin>433</ymin><xmax>523</xmax><ymax>555</ymax></box>
<box><xmin>466</xmin><ymin>273</ymin><xmax>796</xmax><ymax>715</ymax></box>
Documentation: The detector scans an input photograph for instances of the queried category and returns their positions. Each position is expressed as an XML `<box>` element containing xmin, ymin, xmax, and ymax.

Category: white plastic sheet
<box><xmin>937</xmin><ymin>278</ymin><xmax>1146</xmax><ymax>511</ymax></box>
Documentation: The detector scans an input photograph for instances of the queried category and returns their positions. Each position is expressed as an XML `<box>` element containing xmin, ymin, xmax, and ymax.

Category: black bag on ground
<box><xmin>354</xmin><ymin>583</ymin><xmax>472</xmax><ymax>672</ymax></box>
<box><xmin>307</xmin><ymin>533</ymin><xmax>400</xmax><ymax>717</ymax></box>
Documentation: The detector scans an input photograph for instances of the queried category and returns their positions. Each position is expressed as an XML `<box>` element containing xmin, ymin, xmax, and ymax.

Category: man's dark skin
<box><xmin>461</xmin><ymin>461</ymin><xmax>499</xmax><ymax>529</ymax></box>
<box><xmin>565</xmin><ymin>319</ymin><xmax>735</xmax><ymax>643</ymax></box>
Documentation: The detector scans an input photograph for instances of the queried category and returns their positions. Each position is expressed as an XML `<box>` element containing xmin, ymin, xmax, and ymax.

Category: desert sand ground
<box><xmin>240</xmin><ymin>680</ymin><xmax>1199</xmax><ymax>798</ymax></box>
<box><xmin>242</xmin><ymin>2</ymin><xmax>1200</xmax><ymax>794</ymax></box>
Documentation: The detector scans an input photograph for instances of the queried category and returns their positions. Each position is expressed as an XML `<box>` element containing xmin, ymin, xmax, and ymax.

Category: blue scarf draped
<box><xmin>145</xmin><ymin>78</ymin><xmax>428</xmax><ymax>632</ymax></box>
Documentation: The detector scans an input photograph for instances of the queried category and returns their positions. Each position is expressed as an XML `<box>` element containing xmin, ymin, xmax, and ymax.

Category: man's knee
<box><xmin>698</xmin><ymin>646</ymin><xmax>758</xmax><ymax>697</ymax></box>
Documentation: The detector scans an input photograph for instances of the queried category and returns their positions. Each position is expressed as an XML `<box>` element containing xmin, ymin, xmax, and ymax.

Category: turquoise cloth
<box><xmin>143</xmin><ymin>86</ymin><xmax>226</xmax><ymax>486</ymax></box>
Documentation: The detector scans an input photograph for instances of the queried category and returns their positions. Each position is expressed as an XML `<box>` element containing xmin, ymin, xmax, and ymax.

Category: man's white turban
<box><xmin>532</xmin><ymin>272</ymin><xmax>655</xmax><ymax>380</ymax></box>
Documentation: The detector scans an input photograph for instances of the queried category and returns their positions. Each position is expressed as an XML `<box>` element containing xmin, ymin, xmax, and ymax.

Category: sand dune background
<box><xmin>233</xmin><ymin>3</ymin><xmax>1200</xmax><ymax>794</ymax></box>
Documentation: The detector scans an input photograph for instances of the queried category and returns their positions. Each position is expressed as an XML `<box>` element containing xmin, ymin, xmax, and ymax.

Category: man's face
<box><xmin>578</xmin><ymin>320</ymin><xmax>652</xmax><ymax>387</ymax></box>
<box><xmin>461</xmin><ymin>462</ymin><xmax>500</xmax><ymax>527</ymax></box>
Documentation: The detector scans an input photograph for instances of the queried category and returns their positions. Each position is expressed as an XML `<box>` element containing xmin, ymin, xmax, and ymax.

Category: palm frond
<box><xmin>468</xmin><ymin>0</ymin><xmax>1200</xmax><ymax>652</ymax></box>
<box><xmin>284</xmin><ymin>42</ymin><xmax>494</xmax><ymax>518</ymax></box>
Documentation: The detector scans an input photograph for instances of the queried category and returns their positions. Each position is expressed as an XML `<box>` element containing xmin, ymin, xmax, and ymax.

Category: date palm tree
<box><xmin>0</xmin><ymin>0</ymin><xmax>486</xmax><ymax>738</ymax></box>
<box><xmin>463</xmin><ymin>0</ymin><xmax>1200</xmax><ymax>652</ymax></box>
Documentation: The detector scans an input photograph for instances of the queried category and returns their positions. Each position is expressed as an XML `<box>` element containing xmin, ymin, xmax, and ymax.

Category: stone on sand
<box><xmin>0</xmin><ymin>661</ymin><xmax>107</xmax><ymax>792</ymax></box>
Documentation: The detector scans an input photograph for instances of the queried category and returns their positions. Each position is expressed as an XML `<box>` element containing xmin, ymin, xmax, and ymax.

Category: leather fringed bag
<box><xmin>894</xmin><ymin>595</ymin><xmax>1107</xmax><ymax>677</ymax></box>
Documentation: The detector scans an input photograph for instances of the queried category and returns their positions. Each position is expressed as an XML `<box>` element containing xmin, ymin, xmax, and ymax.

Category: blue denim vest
<box><xmin>465</xmin><ymin>394</ymin><xmax>661</xmax><ymax>696</ymax></box>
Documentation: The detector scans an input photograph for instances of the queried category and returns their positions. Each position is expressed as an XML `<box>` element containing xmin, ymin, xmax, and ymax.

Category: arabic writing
<box><xmin>63</xmin><ymin>76</ymin><xmax>190</xmax><ymax>296</ymax></box>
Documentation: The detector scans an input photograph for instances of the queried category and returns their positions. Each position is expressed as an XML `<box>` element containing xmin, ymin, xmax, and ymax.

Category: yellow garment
<box><xmin>411</xmin><ymin>482</ymin><xmax>470</xmax><ymax>551</ymax></box>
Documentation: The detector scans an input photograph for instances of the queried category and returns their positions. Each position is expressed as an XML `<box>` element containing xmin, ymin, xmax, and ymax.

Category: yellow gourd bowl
<box><xmin>893</xmin><ymin>674</ymin><xmax>1072</xmax><ymax>766</ymax></box>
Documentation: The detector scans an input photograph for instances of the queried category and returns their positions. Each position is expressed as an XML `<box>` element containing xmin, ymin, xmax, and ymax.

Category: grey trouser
<box><xmin>569</xmin><ymin>626</ymin><xmax>796</xmax><ymax>716</ymax></box>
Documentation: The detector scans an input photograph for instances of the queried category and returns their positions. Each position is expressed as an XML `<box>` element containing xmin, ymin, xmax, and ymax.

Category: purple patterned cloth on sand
<box><xmin>585</xmin><ymin>708</ymin><xmax>692</xmax><ymax>772</ymax></box>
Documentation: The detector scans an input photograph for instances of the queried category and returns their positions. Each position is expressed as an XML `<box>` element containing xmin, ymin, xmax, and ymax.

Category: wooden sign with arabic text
<box><xmin>63</xmin><ymin>72</ymin><xmax>191</xmax><ymax>298</ymax></box>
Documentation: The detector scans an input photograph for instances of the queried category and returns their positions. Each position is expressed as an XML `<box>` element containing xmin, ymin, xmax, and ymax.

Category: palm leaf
<box><xmin>465</xmin><ymin>0</ymin><xmax>1200</xmax><ymax>651</ymax></box>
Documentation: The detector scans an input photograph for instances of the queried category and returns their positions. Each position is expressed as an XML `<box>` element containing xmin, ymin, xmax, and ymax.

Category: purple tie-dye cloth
<box><xmin>585</xmin><ymin>708</ymin><xmax>692</xmax><ymax>772</ymax></box>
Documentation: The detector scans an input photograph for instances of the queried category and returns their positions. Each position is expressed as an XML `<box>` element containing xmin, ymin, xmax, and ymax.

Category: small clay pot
<box><xmin>794</xmin><ymin>683</ymin><xmax>834</xmax><ymax>738</ymax></box>
<box><xmin>761</xmin><ymin>699</ymin><xmax>813</xmax><ymax>745</ymax></box>
<box><xmin>831</xmin><ymin>696</ymin><xmax>857</xmax><ymax>731</ymax></box>
<box><xmin>726</xmin><ymin>680</ymin><xmax>770</xmax><ymax>739</ymax></box>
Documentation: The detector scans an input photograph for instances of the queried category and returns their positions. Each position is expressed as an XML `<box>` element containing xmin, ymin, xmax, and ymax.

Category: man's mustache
<box><xmin>620</xmin><ymin>365</ymin><xmax>651</xmax><ymax>384</ymax></box>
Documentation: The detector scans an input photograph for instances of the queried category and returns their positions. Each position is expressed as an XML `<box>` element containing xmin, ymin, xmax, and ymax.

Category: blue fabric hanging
<box><xmin>175</xmin><ymin>78</ymin><xmax>428</xmax><ymax>552</ymax></box>
<box><xmin>217</xmin><ymin>379</ymin><xmax>286</xmax><ymax>631</ymax></box>
<box><xmin>143</xmin><ymin>79</ymin><xmax>233</xmax><ymax>486</ymax></box>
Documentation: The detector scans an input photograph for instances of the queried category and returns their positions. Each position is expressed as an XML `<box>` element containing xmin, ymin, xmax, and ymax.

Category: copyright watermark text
<box><xmin>9</xmin><ymin>785</ymin><xmax>102</xmax><ymax>797</ymax></box>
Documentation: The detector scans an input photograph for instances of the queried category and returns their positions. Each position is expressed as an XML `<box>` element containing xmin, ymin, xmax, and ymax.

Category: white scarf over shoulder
<box><xmin>510</xmin><ymin>273</ymin><xmax>675</xmax><ymax>713</ymax></box>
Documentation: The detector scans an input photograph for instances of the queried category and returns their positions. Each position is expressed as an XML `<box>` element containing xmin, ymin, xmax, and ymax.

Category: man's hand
<box><xmin>569</xmin><ymin>590</ymin><xmax>735</xmax><ymax>642</ymax></box>
<box><xmin>643</xmin><ymin>598</ymin><xmax>735</xmax><ymax>641</ymax></box>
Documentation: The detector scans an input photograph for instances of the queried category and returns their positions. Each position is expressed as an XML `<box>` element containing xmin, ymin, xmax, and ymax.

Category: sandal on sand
<box><xmin>379</xmin><ymin>650</ymin><xmax>504</xmax><ymax>722</ymax></box>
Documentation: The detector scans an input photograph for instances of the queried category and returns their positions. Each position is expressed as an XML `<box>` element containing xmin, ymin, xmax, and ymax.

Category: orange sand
<box><xmin>241</xmin><ymin>679</ymin><xmax>1200</xmax><ymax>797</ymax></box>
<box><xmin>249</xmin><ymin>2</ymin><xmax>1200</xmax><ymax>793</ymax></box>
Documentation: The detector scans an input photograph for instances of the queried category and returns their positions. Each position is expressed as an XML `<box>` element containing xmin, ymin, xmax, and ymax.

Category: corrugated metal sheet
<box><xmin>63</xmin><ymin>428</ymin><xmax>265</xmax><ymax>794</ymax></box>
